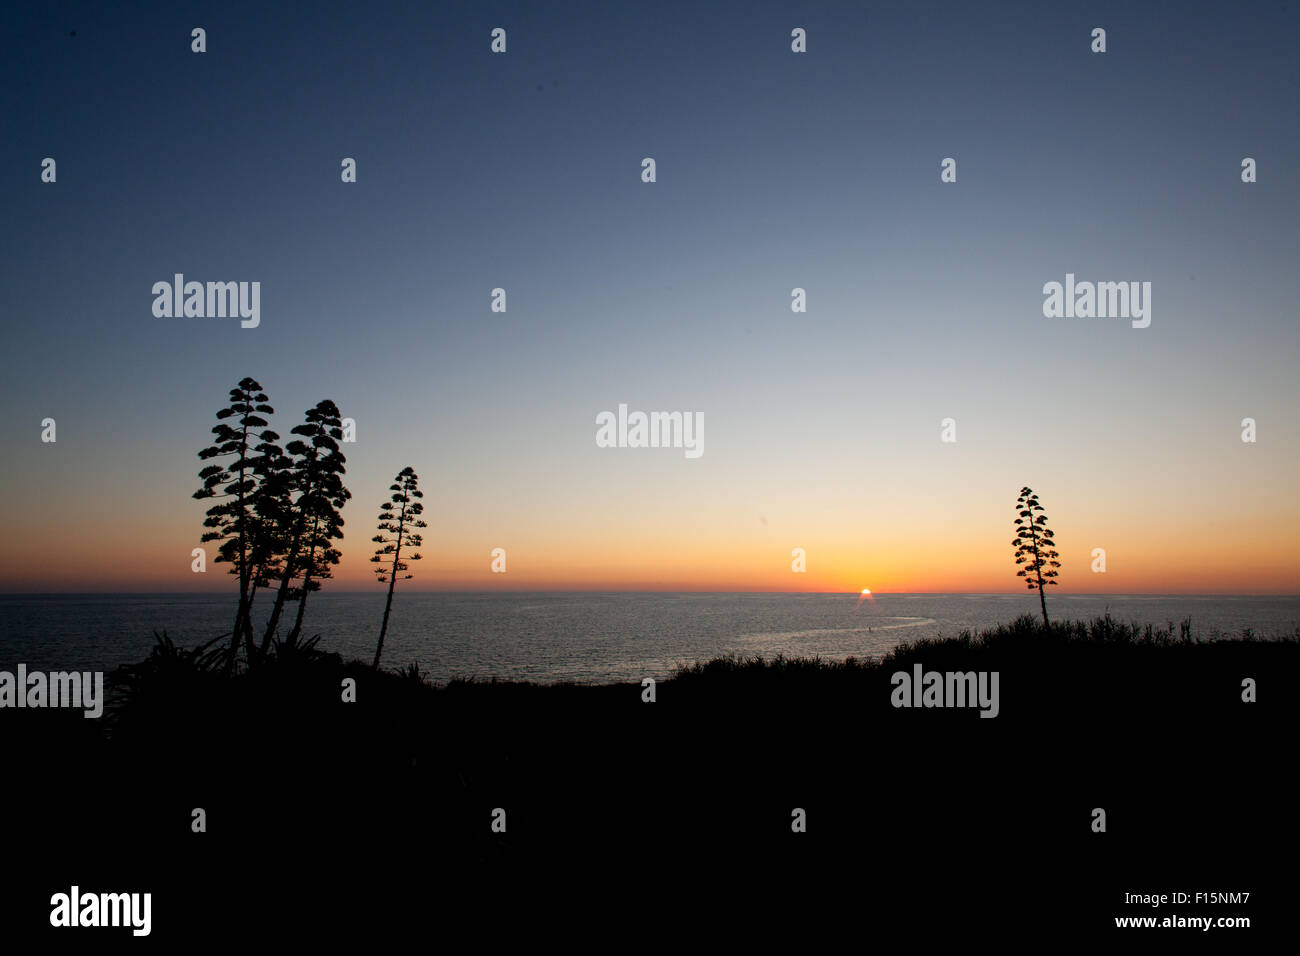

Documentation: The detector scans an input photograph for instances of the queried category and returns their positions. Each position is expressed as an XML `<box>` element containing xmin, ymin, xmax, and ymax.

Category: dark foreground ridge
<box><xmin>6</xmin><ymin>615</ymin><xmax>1295</xmax><ymax>943</ymax></box>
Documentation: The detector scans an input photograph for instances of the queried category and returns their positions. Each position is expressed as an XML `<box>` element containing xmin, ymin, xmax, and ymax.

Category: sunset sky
<box><xmin>2</xmin><ymin>1</ymin><xmax>1297</xmax><ymax>594</ymax></box>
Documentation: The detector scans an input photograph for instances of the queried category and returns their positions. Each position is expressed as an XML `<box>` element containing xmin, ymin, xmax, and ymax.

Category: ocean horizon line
<box><xmin>3</xmin><ymin>591</ymin><xmax>1298</xmax><ymax>599</ymax></box>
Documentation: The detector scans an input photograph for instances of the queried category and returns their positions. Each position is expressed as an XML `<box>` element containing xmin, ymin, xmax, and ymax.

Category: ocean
<box><xmin>1</xmin><ymin>592</ymin><xmax>1296</xmax><ymax>684</ymax></box>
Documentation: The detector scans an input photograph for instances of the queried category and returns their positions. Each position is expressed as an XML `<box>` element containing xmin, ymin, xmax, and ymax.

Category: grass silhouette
<box><xmin>7</xmin><ymin>613</ymin><xmax>1294</xmax><ymax>941</ymax></box>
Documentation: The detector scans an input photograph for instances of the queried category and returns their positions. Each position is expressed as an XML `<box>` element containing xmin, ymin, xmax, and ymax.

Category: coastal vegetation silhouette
<box><xmin>194</xmin><ymin>379</ymin><xmax>353</xmax><ymax>671</ymax></box>
<box><xmin>370</xmin><ymin>466</ymin><xmax>427</xmax><ymax>669</ymax></box>
<box><xmin>193</xmin><ymin>378</ymin><xmax>277</xmax><ymax>673</ymax></box>
<box><xmin>1012</xmin><ymin>486</ymin><xmax>1061</xmax><ymax>626</ymax></box>
<box><xmin>7</xmin><ymin>414</ymin><xmax>1290</xmax><ymax>944</ymax></box>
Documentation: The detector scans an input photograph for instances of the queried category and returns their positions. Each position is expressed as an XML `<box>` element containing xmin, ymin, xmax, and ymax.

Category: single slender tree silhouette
<box><xmin>193</xmin><ymin>378</ymin><xmax>276</xmax><ymax>673</ymax></box>
<box><xmin>370</xmin><ymin>467</ymin><xmax>426</xmax><ymax>669</ymax></box>
<box><xmin>1012</xmin><ymin>486</ymin><xmax>1060</xmax><ymax>626</ymax></box>
<box><xmin>259</xmin><ymin>401</ymin><xmax>350</xmax><ymax>655</ymax></box>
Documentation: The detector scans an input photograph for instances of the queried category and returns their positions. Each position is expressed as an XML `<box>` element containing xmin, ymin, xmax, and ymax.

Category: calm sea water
<box><xmin>1</xmin><ymin>593</ymin><xmax>1296</xmax><ymax>684</ymax></box>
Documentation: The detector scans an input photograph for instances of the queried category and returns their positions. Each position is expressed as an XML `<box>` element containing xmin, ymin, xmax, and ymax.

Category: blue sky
<box><xmin>1</xmin><ymin>1</ymin><xmax>1297</xmax><ymax>592</ymax></box>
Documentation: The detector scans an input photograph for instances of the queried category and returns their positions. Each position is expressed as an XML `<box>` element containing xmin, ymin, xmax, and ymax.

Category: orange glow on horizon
<box><xmin>2</xmin><ymin>464</ymin><xmax>1298</xmax><ymax>594</ymax></box>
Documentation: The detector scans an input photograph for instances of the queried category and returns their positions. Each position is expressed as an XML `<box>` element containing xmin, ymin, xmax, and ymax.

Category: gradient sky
<box><xmin>2</xmin><ymin>1</ymin><xmax>1297</xmax><ymax>594</ymax></box>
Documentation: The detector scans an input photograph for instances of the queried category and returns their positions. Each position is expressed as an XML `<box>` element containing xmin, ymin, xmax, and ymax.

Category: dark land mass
<box><xmin>4</xmin><ymin>615</ymin><xmax>1296</xmax><ymax>944</ymax></box>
